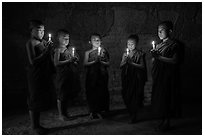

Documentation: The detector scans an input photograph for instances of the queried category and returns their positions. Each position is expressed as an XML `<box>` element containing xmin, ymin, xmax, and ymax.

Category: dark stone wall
<box><xmin>3</xmin><ymin>2</ymin><xmax>202</xmax><ymax>108</ymax></box>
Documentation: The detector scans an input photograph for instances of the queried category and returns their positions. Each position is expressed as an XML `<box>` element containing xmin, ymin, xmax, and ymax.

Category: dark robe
<box><xmin>55</xmin><ymin>47</ymin><xmax>80</xmax><ymax>102</ymax></box>
<box><xmin>121</xmin><ymin>49</ymin><xmax>147</xmax><ymax>117</ymax></box>
<box><xmin>151</xmin><ymin>39</ymin><xmax>180</xmax><ymax>118</ymax></box>
<box><xmin>85</xmin><ymin>48</ymin><xmax>110</xmax><ymax>113</ymax></box>
<box><xmin>26</xmin><ymin>39</ymin><xmax>54</xmax><ymax>112</ymax></box>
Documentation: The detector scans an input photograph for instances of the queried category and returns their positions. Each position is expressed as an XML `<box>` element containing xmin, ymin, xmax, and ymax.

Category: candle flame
<box><xmin>126</xmin><ymin>48</ymin><xmax>129</xmax><ymax>55</ymax></box>
<box><xmin>72</xmin><ymin>47</ymin><xmax>75</xmax><ymax>56</ymax></box>
<box><xmin>98</xmin><ymin>47</ymin><xmax>101</xmax><ymax>52</ymax></box>
<box><xmin>152</xmin><ymin>41</ymin><xmax>155</xmax><ymax>45</ymax></box>
<box><xmin>98</xmin><ymin>46</ymin><xmax>101</xmax><ymax>55</ymax></box>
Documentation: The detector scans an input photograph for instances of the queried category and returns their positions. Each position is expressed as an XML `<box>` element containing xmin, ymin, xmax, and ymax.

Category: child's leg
<box><xmin>29</xmin><ymin>110</ymin><xmax>48</xmax><ymax>134</ymax></box>
<box><xmin>57</xmin><ymin>99</ymin><xmax>73</xmax><ymax>121</ymax></box>
<box><xmin>155</xmin><ymin>111</ymin><xmax>171</xmax><ymax>131</ymax></box>
<box><xmin>162</xmin><ymin>103</ymin><xmax>171</xmax><ymax>129</ymax></box>
<box><xmin>129</xmin><ymin>109</ymin><xmax>138</xmax><ymax>124</ymax></box>
<box><xmin>57</xmin><ymin>99</ymin><xmax>63</xmax><ymax>117</ymax></box>
<box><xmin>162</xmin><ymin>112</ymin><xmax>171</xmax><ymax>129</ymax></box>
<box><xmin>89</xmin><ymin>111</ymin><xmax>101</xmax><ymax>119</ymax></box>
<box><xmin>29</xmin><ymin>110</ymin><xmax>40</xmax><ymax>129</ymax></box>
<box><xmin>57</xmin><ymin>99</ymin><xmax>67</xmax><ymax>121</ymax></box>
<box><xmin>57</xmin><ymin>99</ymin><xmax>68</xmax><ymax>119</ymax></box>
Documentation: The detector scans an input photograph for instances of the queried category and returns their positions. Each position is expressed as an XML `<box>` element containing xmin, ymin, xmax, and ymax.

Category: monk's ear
<box><xmin>89</xmin><ymin>41</ymin><xmax>91</xmax><ymax>44</ymax></box>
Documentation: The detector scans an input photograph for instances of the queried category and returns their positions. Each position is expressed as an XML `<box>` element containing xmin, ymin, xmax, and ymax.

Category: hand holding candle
<box><xmin>150</xmin><ymin>41</ymin><xmax>159</xmax><ymax>58</ymax></box>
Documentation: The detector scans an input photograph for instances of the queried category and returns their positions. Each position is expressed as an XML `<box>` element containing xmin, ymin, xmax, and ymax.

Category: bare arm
<box><xmin>130</xmin><ymin>61</ymin><xmax>145</xmax><ymax>69</ymax></box>
<box><xmin>84</xmin><ymin>51</ymin><xmax>96</xmax><ymax>66</ymax></box>
<box><xmin>100</xmin><ymin>60</ymin><xmax>110</xmax><ymax>66</ymax></box>
<box><xmin>157</xmin><ymin>54</ymin><xmax>177</xmax><ymax>64</ymax></box>
<box><xmin>130</xmin><ymin>55</ymin><xmax>145</xmax><ymax>69</ymax></box>
<box><xmin>26</xmin><ymin>41</ymin><xmax>35</xmax><ymax>65</ymax></box>
<box><xmin>54</xmin><ymin>49</ymin><xmax>72</xmax><ymax>67</ymax></box>
<box><xmin>26</xmin><ymin>40</ymin><xmax>46</xmax><ymax>65</ymax></box>
<box><xmin>151</xmin><ymin>45</ymin><xmax>178</xmax><ymax>64</ymax></box>
<box><xmin>120</xmin><ymin>53</ymin><xmax>128</xmax><ymax>68</ymax></box>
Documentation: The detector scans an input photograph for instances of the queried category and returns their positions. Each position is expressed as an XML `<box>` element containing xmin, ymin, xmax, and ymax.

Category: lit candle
<box><xmin>72</xmin><ymin>47</ymin><xmax>75</xmax><ymax>57</ymax></box>
<box><xmin>152</xmin><ymin>41</ymin><xmax>155</xmax><ymax>49</ymax></box>
<box><xmin>98</xmin><ymin>46</ymin><xmax>101</xmax><ymax>55</ymax></box>
<box><xmin>126</xmin><ymin>48</ymin><xmax>129</xmax><ymax>56</ymax></box>
<box><xmin>48</xmin><ymin>34</ymin><xmax>52</xmax><ymax>41</ymax></box>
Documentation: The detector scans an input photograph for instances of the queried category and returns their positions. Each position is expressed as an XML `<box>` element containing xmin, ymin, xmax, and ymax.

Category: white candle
<box><xmin>98</xmin><ymin>46</ymin><xmax>101</xmax><ymax>55</ymax></box>
<box><xmin>152</xmin><ymin>41</ymin><xmax>155</xmax><ymax>49</ymax></box>
<box><xmin>48</xmin><ymin>34</ymin><xmax>52</xmax><ymax>41</ymax></box>
<box><xmin>72</xmin><ymin>47</ymin><xmax>75</xmax><ymax>56</ymax></box>
<box><xmin>126</xmin><ymin>48</ymin><xmax>129</xmax><ymax>56</ymax></box>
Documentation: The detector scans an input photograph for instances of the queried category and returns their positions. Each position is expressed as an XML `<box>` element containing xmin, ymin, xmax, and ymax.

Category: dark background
<box><xmin>2</xmin><ymin>2</ymin><xmax>202</xmax><ymax>113</ymax></box>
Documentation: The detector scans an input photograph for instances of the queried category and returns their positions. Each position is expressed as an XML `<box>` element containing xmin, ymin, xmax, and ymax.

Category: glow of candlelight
<box><xmin>72</xmin><ymin>47</ymin><xmax>75</xmax><ymax>56</ymax></box>
<box><xmin>98</xmin><ymin>46</ymin><xmax>101</xmax><ymax>55</ymax></box>
<box><xmin>126</xmin><ymin>48</ymin><xmax>129</xmax><ymax>56</ymax></box>
<box><xmin>152</xmin><ymin>41</ymin><xmax>155</xmax><ymax>49</ymax></box>
<box><xmin>48</xmin><ymin>34</ymin><xmax>52</xmax><ymax>41</ymax></box>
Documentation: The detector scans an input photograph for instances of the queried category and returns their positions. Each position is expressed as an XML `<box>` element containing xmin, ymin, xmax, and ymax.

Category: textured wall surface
<box><xmin>3</xmin><ymin>2</ymin><xmax>202</xmax><ymax>108</ymax></box>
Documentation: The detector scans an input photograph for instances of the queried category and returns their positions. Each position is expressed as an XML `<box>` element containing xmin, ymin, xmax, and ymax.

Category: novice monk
<box><xmin>54</xmin><ymin>29</ymin><xmax>80</xmax><ymax>121</ymax></box>
<box><xmin>84</xmin><ymin>33</ymin><xmax>110</xmax><ymax>119</ymax></box>
<box><xmin>120</xmin><ymin>34</ymin><xmax>147</xmax><ymax>123</ymax></box>
<box><xmin>26</xmin><ymin>20</ymin><xmax>53</xmax><ymax>134</ymax></box>
<box><xmin>151</xmin><ymin>21</ymin><xmax>181</xmax><ymax>131</ymax></box>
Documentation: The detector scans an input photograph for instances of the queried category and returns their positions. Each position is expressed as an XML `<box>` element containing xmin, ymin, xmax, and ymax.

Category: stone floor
<box><xmin>2</xmin><ymin>80</ymin><xmax>202</xmax><ymax>135</ymax></box>
<box><xmin>2</xmin><ymin>98</ymin><xmax>202</xmax><ymax>135</ymax></box>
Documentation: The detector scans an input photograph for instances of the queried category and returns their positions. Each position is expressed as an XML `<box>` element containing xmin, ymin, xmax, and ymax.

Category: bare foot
<box><xmin>89</xmin><ymin>113</ymin><xmax>102</xmax><ymax>120</ymax></box>
<box><xmin>155</xmin><ymin>120</ymin><xmax>170</xmax><ymax>132</ymax></box>
<box><xmin>58</xmin><ymin>115</ymin><xmax>72</xmax><ymax>121</ymax></box>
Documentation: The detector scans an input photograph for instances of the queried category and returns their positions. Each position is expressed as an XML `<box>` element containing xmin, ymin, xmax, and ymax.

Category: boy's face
<box><xmin>127</xmin><ymin>39</ymin><xmax>136</xmax><ymax>51</ymax></box>
<box><xmin>32</xmin><ymin>25</ymin><xmax>44</xmax><ymax>40</ymax></box>
<box><xmin>90</xmin><ymin>36</ymin><xmax>101</xmax><ymax>48</ymax></box>
<box><xmin>158</xmin><ymin>25</ymin><xmax>169</xmax><ymax>40</ymax></box>
<box><xmin>59</xmin><ymin>34</ymin><xmax>69</xmax><ymax>47</ymax></box>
